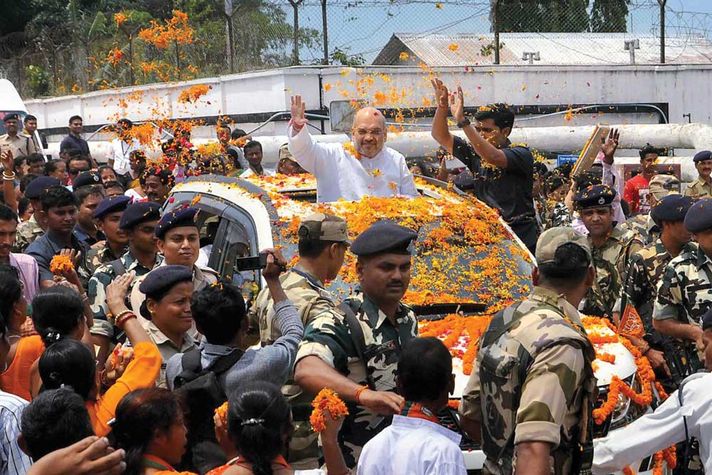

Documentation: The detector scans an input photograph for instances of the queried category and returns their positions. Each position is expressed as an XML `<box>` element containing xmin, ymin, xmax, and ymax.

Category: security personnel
<box><xmin>621</xmin><ymin>174</ymin><xmax>681</xmax><ymax>245</ymax></box>
<box><xmin>88</xmin><ymin>201</ymin><xmax>163</xmax><ymax>362</ymax></box>
<box><xmin>14</xmin><ymin>176</ymin><xmax>60</xmax><ymax>252</ymax></box>
<box><xmin>653</xmin><ymin>197</ymin><xmax>712</xmax><ymax>375</ymax></box>
<box><xmin>86</xmin><ymin>195</ymin><xmax>131</xmax><ymax>274</ymax></box>
<box><xmin>684</xmin><ymin>150</ymin><xmax>712</xmax><ymax>199</ymax></box>
<box><xmin>294</xmin><ymin>220</ymin><xmax>419</xmax><ymax>468</ymax></box>
<box><xmin>621</xmin><ymin>194</ymin><xmax>694</xmax><ymax>386</ymax></box>
<box><xmin>71</xmin><ymin>171</ymin><xmax>102</xmax><ymax>191</ymax></box>
<box><xmin>575</xmin><ymin>184</ymin><xmax>643</xmax><ymax>318</ymax></box>
<box><xmin>592</xmin><ymin>306</ymin><xmax>712</xmax><ymax>474</ymax></box>
<box><xmin>459</xmin><ymin>227</ymin><xmax>597</xmax><ymax>475</ymax></box>
<box><xmin>129</xmin><ymin>206</ymin><xmax>218</xmax><ymax>314</ymax></box>
<box><xmin>249</xmin><ymin>212</ymin><xmax>349</xmax><ymax>468</ymax></box>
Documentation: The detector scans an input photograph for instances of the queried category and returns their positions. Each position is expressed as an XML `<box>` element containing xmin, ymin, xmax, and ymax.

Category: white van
<box><xmin>0</xmin><ymin>79</ymin><xmax>47</xmax><ymax>158</ymax></box>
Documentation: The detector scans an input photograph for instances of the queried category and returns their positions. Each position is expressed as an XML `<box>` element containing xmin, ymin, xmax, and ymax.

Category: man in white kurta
<box><xmin>288</xmin><ymin>95</ymin><xmax>418</xmax><ymax>202</ymax></box>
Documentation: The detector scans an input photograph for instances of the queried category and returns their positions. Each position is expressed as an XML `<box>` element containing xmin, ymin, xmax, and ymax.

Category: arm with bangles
<box><xmin>1</xmin><ymin>150</ymin><xmax>18</xmax><ymax>212</ymax></box>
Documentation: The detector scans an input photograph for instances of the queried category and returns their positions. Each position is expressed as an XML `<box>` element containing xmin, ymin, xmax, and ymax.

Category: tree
<box><xmin>496</xmin><ymin>0</ymin><xmax>589</xmax><ymax>33</ymax></box>
<box><xmin>590</xmin><ymin>0</ymin><xmax>630</xmax><ymax>33</ymax></box>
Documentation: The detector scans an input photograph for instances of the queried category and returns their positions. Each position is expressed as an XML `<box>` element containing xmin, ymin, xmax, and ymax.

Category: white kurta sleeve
<box><xmin>592</xmin><ymin>389</ymin><xmax>686</xmax><ymax>475</ymax></box>
<box><xmin>287</xmin><ymin>125</ymin><xmax>325</xmax><ymax>176</ymax></box>
<box><xmin>398</xmin><ymin>154</ymin><xmax>419</xmax><ymax>197</ymax></box>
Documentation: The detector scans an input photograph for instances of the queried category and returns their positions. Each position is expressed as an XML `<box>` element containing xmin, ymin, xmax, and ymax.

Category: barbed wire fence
<box><xmin>264</xmin><ymin>0</ymin><xmax>712</xmax><ymax>67</ymax></box>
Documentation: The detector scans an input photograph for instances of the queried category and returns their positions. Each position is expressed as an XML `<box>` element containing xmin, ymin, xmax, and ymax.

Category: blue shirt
<box><xmin>60</xmin><ymin>133</ymin><xmax>90</xmax><ymax>156</ymax></box>
<box><xmin>26</xmin><ymin>229</ymin><xmax>89</xmax><ymax>283</ymax></box>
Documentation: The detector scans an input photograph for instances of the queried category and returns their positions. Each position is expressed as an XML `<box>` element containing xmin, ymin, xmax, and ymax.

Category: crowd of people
<box><xmin>0</xmin><ymin>76</ymin><xmax>710</xmax><ymax>475</ymax></box>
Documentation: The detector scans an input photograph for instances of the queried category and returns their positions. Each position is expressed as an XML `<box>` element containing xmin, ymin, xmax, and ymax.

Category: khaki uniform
<box><xmin>582</xmin><ymin>226</ymin><xmax>642</xmax><ymax>318</ymax></box>
<box><xmin>296</xmin><ymin>292</ymin><xmax>418</xmax><ymax>468</ymax></box>
<box><xmin>141</xmin><ymin>319</ymin><xmax>196</xmax><ymax>388</ymax></box>
<box><xmin>684</xmin><ymin>177</ymin><xmax>712</xmax><ymax>200</ymax></box>
<box><xmin>13</xmin><ymin>215</ymin><xmax>44</xmax><ymax>252</ymax></box>
<box><xmin>0</xmin><ymin>133</ymin><xmax>39</xmax><ymax>158</ymax></box>
<box><xmin>88</xmin><ymin>251</ymin><xmax>163</xmax><ymax>339</ymax></box>
<box><xmin>249</xmin><ymin>265</ymin><xmax>337</xmax><ymax>345</ymax></box>
<box><xmin>460</xmin><ymin>286</ymin><xmax>596</xmax><ymax>475</ymax></box>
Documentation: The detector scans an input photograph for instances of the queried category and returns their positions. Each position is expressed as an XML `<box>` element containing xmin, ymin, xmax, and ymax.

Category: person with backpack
<box><xmin>165</xmin><ymin>248</ymin><xmax>302</xmax><ymax>474</ymax></box>
<box><xmin>88</xmin><ymin>201</ymin><xmax>163</xmax><ymax>367</ymax></box>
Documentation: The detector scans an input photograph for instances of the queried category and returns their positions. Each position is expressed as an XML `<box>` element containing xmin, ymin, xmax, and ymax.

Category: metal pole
<box><xmin>659</xmin><ymin>0</ymin><xmax>666</xmax><ymax>63</ymax></box>
<box><xmin>321</xmin><ymin>0</ymin><xmax>329</xmax><ymax>65</ymax></box>
<box><xmin>289</xmin><ymin>0</ymin><xmax>301</xmax><ymax>65</ymax></box>
<box><xmin>493</xmin><ymin>0</ymin><xmax>500</xmax><ymax>65</ymax></box>
<box><xmin>226</xmin><ymin>14</ymin><xmax>235</xmax><ymax>73</ymax></box>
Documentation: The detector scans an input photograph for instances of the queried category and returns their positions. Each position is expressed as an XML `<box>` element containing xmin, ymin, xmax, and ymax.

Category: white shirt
<box><xmin>110</xmin><ymin>138</ymin><xmax>141</xmax><ymax>175</ymax></box>
<box><xmin>240</xmin><ymin>167</ymin><xmax>275</xmax><ymax>178</ymax></box>
<box><xmin>357</xmin><ymin>415</ymin><xmax>467</xmax><ymax>475</ymax></box>
<box><xmin>592</xmin><ymin>372</ymin><xmax>712</xmax><ymax>474</ymax></box>
<box><xmin>0</xmin><ymin>390</ymin><xmax>32</xmax><ymax>475</ymax></box>
<box><xmin>287</xmin><ymin>126</ymin><xmax>418</xmax><ymax>202</ymax></box>
<box><xmin>572</xmin><ymin>157</ymin><xmax>626</xmax><ymax>235</ymax></box>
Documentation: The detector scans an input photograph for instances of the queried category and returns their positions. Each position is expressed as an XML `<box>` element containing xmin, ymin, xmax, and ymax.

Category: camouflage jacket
<box><xmin>296</xmin><ymin>291</ymin><xmax>418</xmax><ymax>468</ymax></box>
<box><xmin>85</xmin><ymin>240</ymin><xmax>127</xmax><ymax>276</ymax></box>
<box><xmin>460</xmin><ymin>286</ymin><xmax>596</xmax><ymax>475</ymax></box>
<box><xmin>13</xmin><ymin>215</ymin><xmax>43</xmax><ymax>253</ymax></box>
<box><xmin>582</xmin><ymin>226</ymin><xmax>643</xmax><ymax>318</ymax></box>
<box><xmin>619</xmin><ymin>213</ymin><xmax>659</xmax><ymax>246</ymax></box>
<box><xmin>248</xmin><ymin>265</ymin><xmax>337</xmax><ymax>345</ymax></box>
<box><xmin>654</xmin><ymin>242</ymin><xmax>712</xmax><ymax>325</ymax></box>
<box><xmin>544</xmin><ymin>201</ymin><xmax>572</xmax><ymax>229</ymax></box>
<box><xmin>684</xmin><ymin>177</ymin><xmax>712</xmax><ymax>200</ymax></box>
<box><xmin>88</xmin><ymin>251</ymin><xmax>163</xmax><ymax>339</ymax></box>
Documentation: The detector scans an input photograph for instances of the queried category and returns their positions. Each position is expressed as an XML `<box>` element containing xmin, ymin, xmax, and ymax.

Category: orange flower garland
<box><xmin>420</xmin><ymin>314</ymin><xmax>492</xmax><ymax>375</ymax></box>
<box><xmin>310</xmin><ymin>389</ymin><xmax>349</xmax><ymax>433</ymax></box>
<box><xmin>49</xmin><ymin>254</ymin><xmax>74</xmax><ymax>275</ymax></box>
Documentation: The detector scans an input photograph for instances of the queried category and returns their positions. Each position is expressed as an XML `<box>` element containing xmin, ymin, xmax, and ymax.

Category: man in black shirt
<box><xmin>430</xmin><ymin>79</ymin><xmax>538</xmax><ymax>252</ymax></box>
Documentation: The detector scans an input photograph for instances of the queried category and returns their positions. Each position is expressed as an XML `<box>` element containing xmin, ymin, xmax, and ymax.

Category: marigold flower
<box><xmin>399</xmin><ymin>52</ymin><xmax>410</xmax><ymax>61</ymax></box>
<box><xmin>448</xmin><ymin>43</ymin><xmax>459</xmax><ymax>52</ymax></box>
<box><xmin>310</xmin><ymin>389</ymin><xmax>349</xmax><ymax>432</ymax></box>
<box><xmin>50</xmin><ymin>255</ymin><xmax>74</xmax><ymax>275</ymax></box>
<box><xmin>342</xmin><ymin>142</ymin><xmax>361</xmax><ymax>160</ymax></box>
<box><xmin>114</xmin><ymin>12</ymin><xmax>127</xmax><ymax>27</ymax></box>
<box><xmin>178</xmin><ymin>85</ymin><xmax>211</xmax><ymax>103</ymax></box>
<box><xmin>215</xmin><ymin>401</ymin><xmax>228</xmax><ymax>427</ymax></box>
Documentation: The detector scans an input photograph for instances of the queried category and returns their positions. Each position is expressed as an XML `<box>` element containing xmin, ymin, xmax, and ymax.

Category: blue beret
<box><xmin>650</xmin><ymin>194</ymin><xmax>693</xmax><ymax>226</ymax></box>
<box><xmin>120</xmin><ymin>201</ymin><xmax>161</xmax><ymax>230</ymax></box>
<box><xmin>703</xmin><ymin>306</ymin><xmax>712</xmax><ymax>331</ymax></box>
<box><xmin>139</xmin><ymin>265</ymin><xmax>193</xmax><ymax>298</ymax></box>
<box><xmin>155</xmin><ymin>206</ymin><xmax>198</xmax><ymax>239</ymax></box>
<box><xmin>693</xmin><ymin>151</ymin><xmax>712</xmax><ymax>163</ymax></box>
<box><xmin>72</xmin><ymin>172</ymin><xmax>101</xmax><ymax>190</ymax></box>
<box><xmin>93</xmin><ymin>195</ymin><xmax>130</xmax><ymax>220</ymax></box>
<box><xmin>25</xmin><ymin>176</ymin><xmax>60</xmax><ymax>200</ymax></box>
<box><xmin>684</xmin><ymin>198</ymin><xmax>712</xmax><ymax>233</ymax></box>
<box><xmin>350</xmin><ymin>220</ymin><xmax>417</xmax><ymax>257</ymax></box>
<box><xmin>573</xmin><ymin>184</ymin><xmax>616</xmax><ymax>209</ymax></box>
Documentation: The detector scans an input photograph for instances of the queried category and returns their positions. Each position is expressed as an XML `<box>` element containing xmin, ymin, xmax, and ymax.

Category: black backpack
<box><xmin>173</xmin><ymin>347</ymin><xmax>244</xmax><ymax>474</ymax></box>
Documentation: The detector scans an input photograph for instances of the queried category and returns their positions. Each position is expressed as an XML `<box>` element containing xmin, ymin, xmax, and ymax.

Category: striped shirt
<box><xmin>0</xmin><ymin>391</ymin><xmax>32</xmax><ymax>474</ymax></box>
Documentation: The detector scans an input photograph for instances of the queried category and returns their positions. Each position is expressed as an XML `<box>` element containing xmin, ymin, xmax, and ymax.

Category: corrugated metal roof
<box><xmin>373</xmin><ymin>32</ymin><xmax>712</xmax><ymax>66</ymax></box>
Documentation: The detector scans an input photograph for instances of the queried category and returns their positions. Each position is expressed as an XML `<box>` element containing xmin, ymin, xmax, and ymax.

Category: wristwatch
<box><xmin>456</xmin><ymin>118</ymin><xmax>471</xmax><ymax>128</ymax></box>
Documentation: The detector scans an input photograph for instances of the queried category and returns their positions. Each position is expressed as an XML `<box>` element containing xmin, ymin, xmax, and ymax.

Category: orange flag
<box><xmin>618</xmin><ymin>304</ymin><xmax>645</xmax><ymax>339</ymax></box>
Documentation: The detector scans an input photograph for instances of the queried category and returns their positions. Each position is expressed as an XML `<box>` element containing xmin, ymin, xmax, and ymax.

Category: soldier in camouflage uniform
<box><xmin>621</xmin><ymin>194</ymin><xmax>694</xmax><ymax>385</ymax></box>
<box><xmin>13</xmin><ymin>176</ymin><xmax>60</xmax><ymax>252</ymax></box>
<box><xmin>460</xmin><ymin>227</ymin><xmax>597</xmax><ymax>474</ymax></box>
<box><xmin>88</xmin><ymin>201</ymin><xmax>163</xmax><ymax>362</ymax></box>
<box><xmin>653</xmin><ymin>198</ymin><xmax>712</xmax><ymax>376</ymax></box>
<box><xmin>85</xmin><ymin>196</ymin><xmax>130</xmax><ymax>275</ymax></box>
<box><xmin>294</xmin><ymin>220</ymin><xmax>419</xmax><ymax>468</ymax></box>
<box><xmin>248</xmin><ymin>212</ymin><xmax>349</xmax><ymax>468</ymax></box>
<box><xmin>684</xmin><ymin>151</ymin><xmax>712</xmax><ymax>200</ymax></box>
<box><xmin>574</xmin><ymin>184</ymin><xmax>643</xmax><ymax>318</ymax></box>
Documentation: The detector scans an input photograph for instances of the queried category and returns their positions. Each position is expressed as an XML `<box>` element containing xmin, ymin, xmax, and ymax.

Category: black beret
<box><xmin>573</xmin><ymin>184</ymin><xmax>616</xmax><ymax>209</ymax></box>
<box><xmin>650</xmin><ymin>194</ymin><xmax>693</xmax><ymax>226</ymax></box>
<box><xmin>72</xmin><ymin>172</ymin><xmax>101</xmax><ymax>190</ymax></box>
<box><xmin>139</xmin><ymin>265</ymin><xmax>193</xmax><ymax>298</ymax></box>
<box><xmin>350</xmin><ymin>220</ymin><xmax>417</xmax><ymax>257</ymax></box>
<box><xmin>693</xmin><ymin>150</ymin><xmax>712</xmax><ymax>163</ymax></box>
<box><xmin>93</xmin><ymin>195</ymin><xmax>130</xmax><ymax>220</ymax></box>
<box><xmin>155</xmin><ymin>206</ymin><xmax>198</xmax><ymax>239</ymax></box>
<box><xmin>25</xmin><ymin>176</ymin><xmax>60</xmax><ymax>200</ymax></box>
<box><xmin>120</xmin><ymin>201</ymin><xmax>161</xmax><ymax>230</ymax></box>
<box><xmin>3</xmin><ymin>114</ymin><xmax>19</xmax><ymax>123</ymax></box>
<box><xmin>684</xmin><ymin>198</ymin><xmax>712</xmax><ymax>233</ymax></box>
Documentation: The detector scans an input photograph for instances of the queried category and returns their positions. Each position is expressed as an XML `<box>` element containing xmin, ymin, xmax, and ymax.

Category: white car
<box><xmin>166</xmin><ymin>174</ymin><xmax>669</xmax><ymax>474</ymax></box>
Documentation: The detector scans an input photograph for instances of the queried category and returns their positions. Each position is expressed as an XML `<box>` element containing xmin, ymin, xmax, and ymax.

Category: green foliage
<box><xmin>330</xmin><ymin>47</ymin><xmax>365</xmax><ymax>66</ymax></box>
<box><xmin>25</xmin><ymin>64</ymin><xmax>51</xmax><ymax>96</ymax></box>
<box><xmin>496</xmin><ymin>0</ymin><xmax>630</xmax><ymax>33</ymax></box>
<box><xmin>590</xmin><ymin>0</ymin><xmax>630</xmax><ymax>33</ymax></box>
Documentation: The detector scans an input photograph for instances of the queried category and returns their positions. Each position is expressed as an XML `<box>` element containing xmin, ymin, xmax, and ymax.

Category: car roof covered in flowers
<box><xmin>167</xmin><ymin>173</ymin><xmax>534</xmax><ymax>316</ymax></box>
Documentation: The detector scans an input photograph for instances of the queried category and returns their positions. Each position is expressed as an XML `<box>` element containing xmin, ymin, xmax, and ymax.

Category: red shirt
<box><xmin>623</xmin><ymin>174</ymin><xmax>650</xmax><ymax>214</ymax></box>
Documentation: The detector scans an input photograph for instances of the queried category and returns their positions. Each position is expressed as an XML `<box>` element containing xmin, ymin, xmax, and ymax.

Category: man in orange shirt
<box><xmin>623</xmin><ymin>144</ymin><xmax>660</xmax><ymax>215</ymax></box>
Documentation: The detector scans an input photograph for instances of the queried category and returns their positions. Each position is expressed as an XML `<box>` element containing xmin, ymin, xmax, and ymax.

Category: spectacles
<box><xmin>354</xmin><ymin>128</ymin><xmax>384</xmax><ymax>136</ymax></box>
